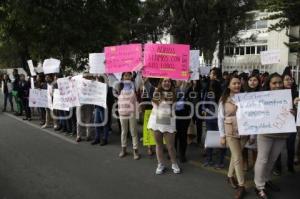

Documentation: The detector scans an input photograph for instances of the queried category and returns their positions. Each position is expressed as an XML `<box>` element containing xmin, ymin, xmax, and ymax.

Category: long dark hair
<box><xmin>245</xmin><ymin>74</ymin><xmax>261</xmax><ymax>92</ymax></box>
<box><xmin>152</xmin><ymin>78</ymin><xmax>176</xmax><ymax>105</ymax></box>
<box><xmin>282</xmin><ymin>72</ymin><xmax>298</xmax><ymax>99</ymax></box>
<box><xmin>263</xmin><ymin>73</ymin><xmax>282</xmax><ymax>91</ymax></box>
<box><xmin>220</xmin><ymin>74</ymin><xmax>240</xmax><ymax>105</ymax></box>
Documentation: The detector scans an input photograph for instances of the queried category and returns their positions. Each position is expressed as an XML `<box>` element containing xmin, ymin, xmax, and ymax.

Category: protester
<box><xmin>19</xmin><ymin>74</ymin><xmax>31</xmax><ymax>120</ymax></box>
<box><xmin>273</xmin><ymin>71</ymin><xmax>298</xmax><ymax>175</ymax></box>
<box><xmin>203</xmin><ymin>68</ymin><xmax>226</xmax><ymax>169</ymax></box>
<box><xmin>218</xmin><ymin>74</ymin><xmax>247</xmax><ymax>199</ymax></box>
<box><xmin>254</xmin><ymin>73</ymin><xmax>294</xmax><ymax>199</ymax></box>
<box><xmin>242</xmin><ymin>74</ymin><xmax>261</xmax><ymax>171</ymax></box>
<box><xmin>147</xmin><ymin>78</ymin><xmax>181</xmax><ymax>174</ymax></box>
<box><xmin>1</xmin><ymin>74</ymin><xmax>14</xmax><ymax>112</ymax></box>
<box><xmin>116</xmin><ymin>72</ymin><xmax>140</xmax><ymax>160</ymax></box>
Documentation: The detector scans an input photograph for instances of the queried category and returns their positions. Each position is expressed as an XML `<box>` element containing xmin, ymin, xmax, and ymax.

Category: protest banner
<box><xmin>105</xmin><ymin>44</ymin><xmax>142</xmax><ymax>73</ymax></box>
<box><xmin>30</xmin><ymin>78</ymin><xmax>35</xmax><ymax>89</ymax></box>
<box><xmin>234</xmin><ymin>89</ymin><xmax>296</xmax><ymax>135</ymax></box>
<box><xmin>29</xmin><ymin>89</ymin><xmax>48</xmax><ymax>108</ymax></box>
<box><xmin>27</xmin><ymin>60</ymin><xmax>37</xmax><ymax>76</ymax></box>
<box><xmin>143</xmin><ymin>110</ymin><xmax>156</xmax><ymax>146</ymax></box>
<box><xmin>57</xmin><ymin>77</ymin><xmax>80</xmax><ymax>108</ymax></box>
<box><xmin>52</xmin><ymin>89</ymin><xmax>70</xmax><ymax>111</ymax></box>
<box><xmin>205</xmin><ymin>131</ymin><xmax>226</xmax><ymax>148</ymax></box>
<box><xmin>296</xmin><ymin>96</ymin><xmax>300</xmax><ymax>126</ymax></box>
<box><xmin>260</xmin><ymin>50</ymin><xmax>281</xmax><ymax>65</ymax></box>
<box><xmin>143</xmin><ymin>110</ymin><xmax>166</xmax><ymax>146</ymax></box>
<box><xmin>43</xmin><ymin>58</ymin><xmax>61</xmax><ymax>74</ymax></box>
<box><xmin>199</xmin><ymin>67</ymin><xmax>211</xmax><ymax>76</ymax></box>
<box><xmin>77</xmin><ymin>78</ymin><xmax>107</xmax><ymax>108</ymax></box>
<box><xmin>89</xmin><ymin>53</ymin><xmax>105</xmax><ymax>74</ymax></box>
<box><xmin>143</xmin><ymin>44</ymin><xmax>190</xmax><ymax>80</ymax></box>
<box><xmin>36</xmin><ymin>62</ymin><xmax>44</xmax><ymax>73</ymax></box>
<box><xmin>190</xmin><ymin>50</ymin><xmax>200</xmax><ymax>80</ymax></box>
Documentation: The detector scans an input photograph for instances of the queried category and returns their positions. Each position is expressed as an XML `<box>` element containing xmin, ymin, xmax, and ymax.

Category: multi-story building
<box><xmin>212</xmin><ymin>11</ymin><xmax>299</xmax><ymax>76</ymax></box>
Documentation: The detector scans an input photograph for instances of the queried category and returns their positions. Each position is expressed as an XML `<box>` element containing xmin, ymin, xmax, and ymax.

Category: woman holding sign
<box><xmin>147</xmin><ymin>78</ymin><xmax>181</xmax><ymax>175</ymax></box>
<box><xmin>273</xmin><ymin>71</ymin><xmax>298</xmax><ymax>175</ymax></box>
<box><xmin>218</xmin><ymin>74</ymin><xmax>247</xmax><ymax>199</ymax></box>
<box><xmin>117</xmin><ymin>72</ymin><xmax>140</xmax><ymax>160</ymax></box>
<box><xmin>254</xmin><ymin>73</ymin><xmax>292</xmax><ymax>199</ymax></box>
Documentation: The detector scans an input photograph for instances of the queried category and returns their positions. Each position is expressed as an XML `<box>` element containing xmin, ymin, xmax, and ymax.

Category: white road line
<box><xmin>4</xmin><ymin>113</ymin><xmax>78</xmax><ymax>145</ymax></box>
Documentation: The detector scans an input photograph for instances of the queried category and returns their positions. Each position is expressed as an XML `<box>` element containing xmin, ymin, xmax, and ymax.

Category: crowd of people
<box><xmin>1</xmin><ymin>66</ymin><xmax>299</xmax><ymax>199</ymax></box>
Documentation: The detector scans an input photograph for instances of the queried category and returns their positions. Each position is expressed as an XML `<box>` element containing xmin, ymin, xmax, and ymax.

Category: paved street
<box><xmin>0</xmin><ymin>109</ymin><xmax>299</xmax><ymax>199</ymax></box>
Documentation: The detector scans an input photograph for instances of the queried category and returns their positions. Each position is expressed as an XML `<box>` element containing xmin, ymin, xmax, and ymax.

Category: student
<box><xmin>117</xmin><ymin>72</ymin><xmax>140</xmax><ymax>160</ymax></box>
<box><xmin>175</xmin><ymin>80</ymin><xmax>192</xmax><ymax>163</ymax></box>
<box><xmin>218</xmin><ymin>74</ymin><xmax>247</xmax><ymax>199</ymax></box>
<box><xmin>254</xmin><ymin>73</ymin><xmax>294</xmax><ymax>199</ymax></box>
<box><xmin>19</xmin><ymin>74</ymin><xmax>31</xmax><ymax>120</ymax></box>
<box><xmin>274</xmin><ymin>72</ymin><xmax>298</xmax><ymax>174</ymax></box>
<box><xmin>12</xmin><ymin>69</ymin><xmax>22</xmax><ymax>116</ymax></box>
<box><xmin>203</xmin><ymin>68</ymin><xmax>226</xmax><ymax>169</ymax></box>
<box><xmin>242</xmin><ymin>74</ymin><xmax>261</xmax><ymax>171</ymax></box>
<box><xmin>35</xmin><ymin>73</ymin><xmax>46</xmax><ymax>125</ymax></box>
<box><xmin>1</xmin><ymin>74</ymin><xmax>14</xmax><ymax>112</ymax></box>
<box><xmin>76</xmin><ymin>73</ymin><xmax>94</xmax><ymax>142</ymax></box>
<box><xmin>42</xmin><ymin>74</ymin><xmax>53</xmax><ymax>129</ymax></box>
<box><xmin>141</xmin><ymin>77</ymin><xmax>156</xmax><ymax>156</ymax></box>
<box><xmin>147</xmin><ymin>78</ymin><xmax>181</xmax><ymax>174</ymax></box>
<box><xmin>91</xmin><ymin>75</ymin><xmax>112</xmax><ymax>146</ymax></box>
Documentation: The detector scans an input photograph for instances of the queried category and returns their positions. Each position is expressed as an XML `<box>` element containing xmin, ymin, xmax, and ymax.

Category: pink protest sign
<box><xmin>142</xmin><ymin>44</ymin><xmax>190</xmax><ymax>80</ymax></box>
<box><xmin>105</xmin><ymin>44</ymin><xmax>142</xmax><ymax>73</ymax></box>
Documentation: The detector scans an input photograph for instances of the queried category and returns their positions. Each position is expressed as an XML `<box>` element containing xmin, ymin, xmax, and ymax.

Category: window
<box><xmin>235</xmin><ymin>47</ymin><xmax>240</xmax><ymax>55</ymax></box>
<box><xmin>225</xmin><ymin>47</ymin><xmax>234</xmax><ymax>56</ymax></box>
<box><xmin>256</xmin><ymin>20</ymin><xmax>267</xmax><ymax>29</ymax></box>
<box><xmin>257</xmin><ymin>45</ymin><xmax>268</xmax><ymax>54</ymax></box>
<box><xmin>240</xmin><ymin>47</ymin><xmax>245</xmax><ymax>55</ymax></box>
<box><xmin>246</xmin><ymin>20</ymin><xmax>268</xmax><ymax>30</ymax></box>
<box><xmin>246</xmin><ymin>46</ymin><xmax>255</xmax><ymax>54</ymax></box>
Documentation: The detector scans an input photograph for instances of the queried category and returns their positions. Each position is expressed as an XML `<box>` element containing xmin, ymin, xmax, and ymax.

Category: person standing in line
<box><xmin>1</xmin><ymin>74</ymin><xmax>14</xmax><ymax>112</ymax></box>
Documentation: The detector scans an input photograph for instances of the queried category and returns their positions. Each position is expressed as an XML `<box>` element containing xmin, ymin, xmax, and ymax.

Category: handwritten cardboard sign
<box><xmin>27</xmin><ymin>60</ymin><xmax>37</xmax><ymax>76</ymax></box>
<box><xmin>234</xmin><ymin>89</ymin><xmax>296</xmax><ymax>135</ymax></box>
<box><xmin>105</xmin><ymin>44</ymin><xmax>142</xmax><ymax>73</ymax></box>
<box><xmin>190</xmin><ymin>50</ymin><xmax>200</xmax><ymax>80</ymax></box>
<box><xmin>52</xmin><ymin>89</ymin><xmax>70</xmax><ymax>111</ymax></box>
<box><xmin>77</xmin><ymin>79</ymin><xmax>107</xmax><ymax>108</ymax></box>
<box><xmin>57</xmin><ymin>77</ymin><xmax>80</xmax><ymax>108</ymax></box>
<box><xmin>43</xmin><ymin>58</ymin><xmax>61</xmax><ymax>74</ymax></box>
<box><xmin>260</xmin><ymin>50</ymin><xmax>281</xmax><ymax>65</ymax></box>
<box><xmin>142</xmin><ymin>44</ymin><xmax>190</xmax><ymax>80</ymax></box>
<box><xmin>89</xmin><ymin>53</ymin><xmax>105</xmax><ymax>74</ymax></box>
<box><xmin>29</xmin><ymin>89</ymin><xmax>48</xmax><ymax>108</ymax></box>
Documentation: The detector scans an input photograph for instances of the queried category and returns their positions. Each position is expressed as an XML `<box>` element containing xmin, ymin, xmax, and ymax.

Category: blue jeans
<box><xmin>205</xmin><ymin>120</ymin><xmax>226</xmax><ymax>164</ymax></box>
<box><xmin>3</xmin><ymin>92</ymin><xmax>13</xmax><ymax>110</ymax></box>
<box><xmin>94</xmin><ymin>106</ymin><xmax>109</xmax><ymax>141</ymax></box>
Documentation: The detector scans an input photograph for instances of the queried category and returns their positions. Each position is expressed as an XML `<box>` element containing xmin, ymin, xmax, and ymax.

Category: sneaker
<box><xmin>41</xmin><ymin>124</ymin><xmax>50</xmax><ymax>129</ymax></box>
<box><xmin>171</xmin><ymin>163</ymin><xmax>181</xmax><ymax>174</ymax></box>
<box><xmin>155</xmin><ymin>164</ymin><xmax>166</xmax><ymax>175</ymax></box>
<box><xmin>255</xmin><ymin>188</ymin><xmax>268</xmax><ymax>199</ymax></box>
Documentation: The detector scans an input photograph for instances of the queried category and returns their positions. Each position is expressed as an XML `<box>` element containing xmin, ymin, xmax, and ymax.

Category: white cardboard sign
<box><xmin>234</xmin><ymin>89</ymin><xmax>296</xmax><ymax>135</ymax></box>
